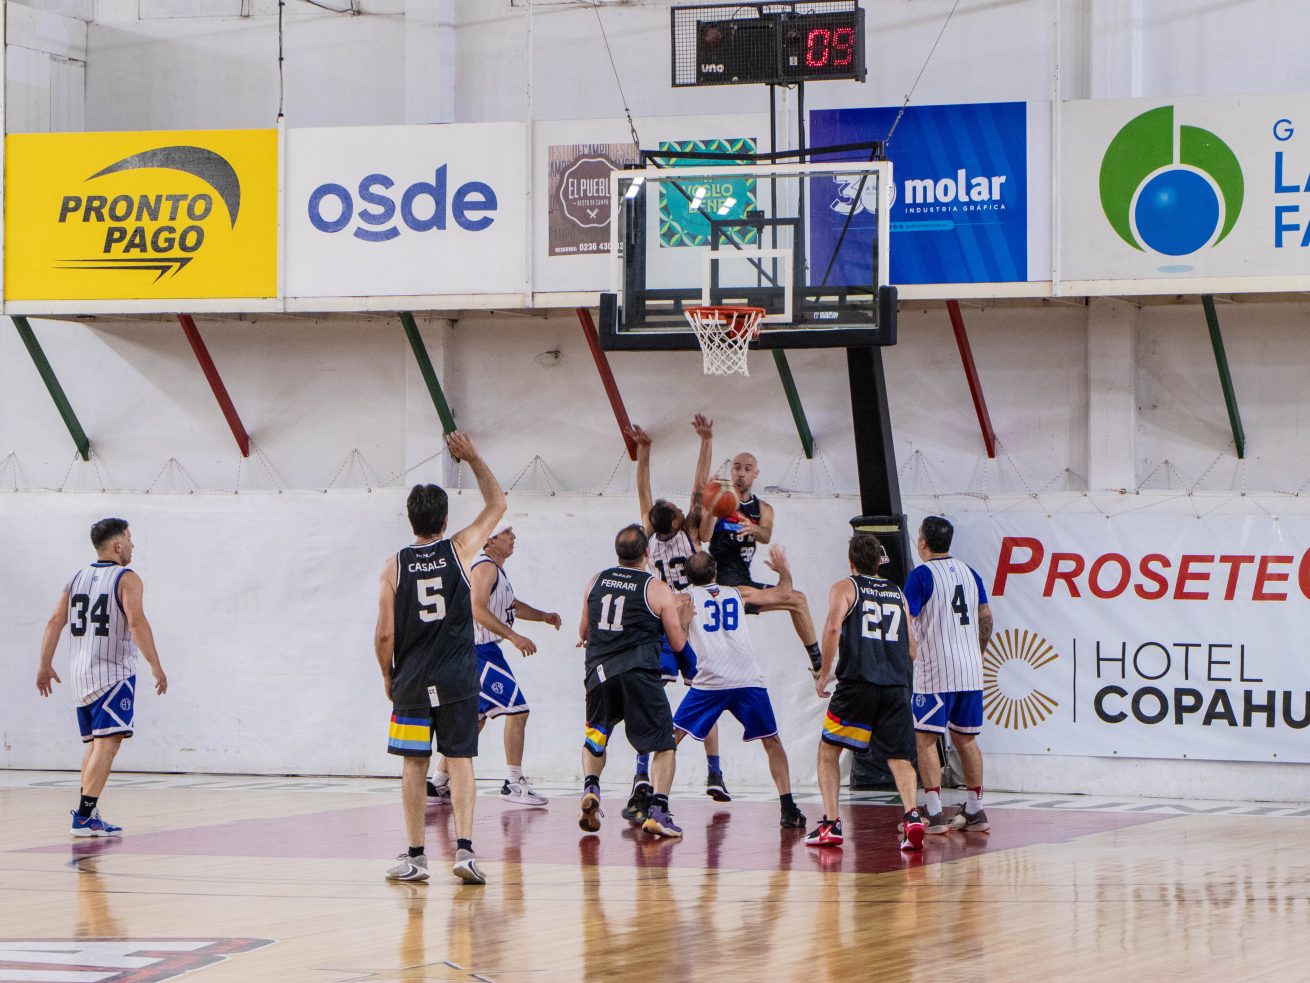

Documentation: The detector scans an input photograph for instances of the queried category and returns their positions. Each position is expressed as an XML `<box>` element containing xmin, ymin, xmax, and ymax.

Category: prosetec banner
<box><xmin>5</xmin><ymin>129</ymin><xmax>278</xmax><ymax>301</ymax></box>
<box><xmin>1060</xmin><ymin>94</ymin><xmax>1310</xmax><ymax>291</ymax></box>
<box><xmin>809</xmin><ymin>102</ymin><xmax>1028</xmax><ymax>285</ymax></box>
<box><xmin>954</xmin><ymin>513</ymin><xmax>1310</xmax><ymax>763</ymax></box>
<box><xmin>285</xmin><ymin>123</ymin><xmax>527</xmax><ymax>298</ymax></box>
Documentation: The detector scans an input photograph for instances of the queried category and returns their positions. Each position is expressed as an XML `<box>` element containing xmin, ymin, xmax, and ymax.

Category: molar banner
<box><xmin>951</xmin><ymin>512</ymin><xmax>1310</xmax><ymax>763</ymax></box>
<box><xmin>285</xmin><ymin>123</ymin><xmax>528</xmax><ymax>299</ymax></box>
<box><xmin>5</xmin><ymin>129</ymin><xmax>278</xmax><ymax>301</ymax></box>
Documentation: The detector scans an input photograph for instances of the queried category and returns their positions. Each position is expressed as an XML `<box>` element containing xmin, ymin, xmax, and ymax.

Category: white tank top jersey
<box><xmin>471</xmin><ymin>552</ymin><xmax>516</xmax><ymax>646</ymax></box>
<box><xmin>685</xmin><ymin>584</ymin><xmax>766</xmax><ymax>690</ymax></box>
<box><xmin>66</xmin><ymin>561</ymin><xmax>138</xmax><ymax>706</ymax></box>
<box><xmin>647</xmin><ymin>528</ymin><xmax>695</xmax><ymax>592</ymax></box>
<box><xmin>909</xmin><ymin>557</ymin><xmax>986</xmax><ymax>693</ymax></box>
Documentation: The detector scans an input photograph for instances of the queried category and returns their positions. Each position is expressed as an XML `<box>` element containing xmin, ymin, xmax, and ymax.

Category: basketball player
<box><xmin>427</xmin><ymin>524</ymin><xmax>560</xmax><ymax>808</ymax></box>
<box><xmin>809</xmin><ymin>533</ymin><xmax>923</xmax><ymax>851</ymax></box>
<box><xmin>375</xmin><ymin>431</ymin><xmax>504</xmax><ymax>885</ymax></box>
<box><xmin>35</xmin><ymin>518</ymin><xmax>168</xmax><ymax>837</ymax></box>
<box><xmin>578</xmin><ymin>524</ymin><xmax>688</xmax><ymax>839</ymax></box>
<box><xmin>626</xmin><ymin>417</ymin><xmax>729</xmax><ymax>811</ymax></box>
<box><xmin>672</xmin><ymin>548</ymin><xmax>807</xmax><ymax>830</ymax></box>
<box><xmin>698</xmin><ymin>452</ymin><xmax>822</xmax><ymax>676</ymax></box>
<box><xmin>905</xmin><ymin>516</ymin><xmax>994</xmax><ymax>834</ymax></box>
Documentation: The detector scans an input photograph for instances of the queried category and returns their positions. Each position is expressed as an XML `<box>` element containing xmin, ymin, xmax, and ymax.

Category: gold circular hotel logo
<box><xmin>982</xmin><ymin>629</ymin><xmax>1060</xmax><ymax>730</ymax></box>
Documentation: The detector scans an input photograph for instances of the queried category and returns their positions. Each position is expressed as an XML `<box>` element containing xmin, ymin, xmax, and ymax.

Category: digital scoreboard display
<box><xmin>693</xmin><ymin>8</ymin><xmax>865</xmax><ymax>86</ymax></box>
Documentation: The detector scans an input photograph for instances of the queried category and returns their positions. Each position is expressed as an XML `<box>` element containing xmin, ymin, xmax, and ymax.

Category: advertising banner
<box><xmin>1059</xmin><ymin>95</ymin><xmax>1310</xmax><ymax>291</ymax></box>
<box><xmin>955</xmin><ymin>512</ymin><xmax>1310</xmax><ymax>762</ymax></box>
<box><xmin>547</xmin><ymin>143</ymin><xmax>641</xmax><ymax>256</ymax></box>
<box><xmin>285</xmin><ymin>124</ymin><xmax>527</xmax><ymax>298</ymax></box>
<box><xmin>5</xmin><ymin>129</ymin><xmax>278</xmax><ymax>301</ymax></box>
<box><xmin>809</xmin><ymin>102</ymin><xmax>1028</xmax><ymax>284</ymax></box>
<box><xmin>656</xmin><ymin>137</ymin><xmax>757</xmax><ymax>247</ymax></box>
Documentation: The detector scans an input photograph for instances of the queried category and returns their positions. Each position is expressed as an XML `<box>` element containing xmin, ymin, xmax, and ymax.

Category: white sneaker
<box><xmin>426</xmin><ymin>780</ymin><xmax>451</xmax><ymax>806</ymax></box>
<box><xmin>499</xmin><ymin>776</ymin><xmax>548</xmax><ymax>807</ymax></box>
<box><xmin>385</xmin><ymin>852</ymin><xmax>429</xmax><ymax>882</ymax></box>
<box><xmin>452</xmin><ymin>847</ymin><xmax>486</xmax><ymax>885</ymax></box>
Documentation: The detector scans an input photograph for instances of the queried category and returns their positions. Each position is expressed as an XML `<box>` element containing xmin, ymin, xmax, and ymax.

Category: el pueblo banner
<box><xmin>5</xmin><ymin>129</ymin><xmax>278</xmax><ymax>301</ymax></box>
<box><xmin>285</xmin><ymin>124</ymin><xmax>527</xmax><ymax>298</ymax></box>
<box><xmin>952</xmin><ymin>512</ymin><xmax>1310</xmax><ymax>763</ymax></box>
<box><xmin>1060</xmin><ymin>94</ymin><xmax>1310</xmax><ymax>291</ymax></box>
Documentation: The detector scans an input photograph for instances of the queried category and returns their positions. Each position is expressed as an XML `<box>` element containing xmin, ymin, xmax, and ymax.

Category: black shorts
<box><xmin>583</xmin><ymin>667</ymin><xmax>676</xmax><ymax>756</ymax></box>
<box><xmin>821</xmin><ymin>681</ymin><xmax>915</xmax><ymax>760</ymax></box>
<box><xmin>387</xmin><ymin>696</ymin><xmax>479</xmax><ymax>759</ymax></box>
<box><xmin>715</xmin><ymin>566</ymin><xmax>769</xmax><ymax>614</ymax></box>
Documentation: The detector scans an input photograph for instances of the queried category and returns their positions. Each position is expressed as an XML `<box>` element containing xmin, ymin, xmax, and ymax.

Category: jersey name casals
<box><xmin>709</xmin><ymin>494</ymin><xmax>762</xmax><ymax>583</ymax></box>
<box><xmin>471</xmin><ymin>552</ymin><xmax>516</xmax><ymax>646</ymax></box>
<box><xmin>584</xmin><ymin>566</ymin><xmax>663</xmax><ymax>688</ymax></box>
<box><xmin>392</xmin><ymin>539</ymin><xmax>478</xmax><ymax>707</ymax></box>
<box><xmin>67</xmin><ymin>560</ymin><xmax>137</xmax><ymax>705</ymax></box>
<box><xmin>837</xmin><ymin>574</ymin><xmax>912</xmax><ymax>686</ymax></box>
<box><xmin>648</xmin><ymin>529</ymin><xmax>695</xmax><ymax>591</ymax></box>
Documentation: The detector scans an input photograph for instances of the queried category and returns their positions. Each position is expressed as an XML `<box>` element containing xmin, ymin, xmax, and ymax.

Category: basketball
<box><xmin>702</xmin><ymin>479</ymin><xmax>739</xmax><ymax>518</ymax></box>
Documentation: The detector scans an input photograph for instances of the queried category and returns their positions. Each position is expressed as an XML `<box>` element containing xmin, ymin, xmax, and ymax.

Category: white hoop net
<box><xmin>684</xmin><ymin>306</ymin><xmax>765</xmax><ymax>376</ymax></box>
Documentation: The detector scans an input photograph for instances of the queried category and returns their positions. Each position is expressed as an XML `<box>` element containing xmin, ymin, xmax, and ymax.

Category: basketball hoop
<box><xmin>684</xmin><ymin>305</ymin><xmax>765</xmax><ymax>376</ymax></box>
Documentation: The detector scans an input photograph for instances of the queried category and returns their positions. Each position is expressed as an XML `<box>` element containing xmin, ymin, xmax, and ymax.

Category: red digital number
<box><xmin>833</xmin><ymin>27</ymin><xmax>855</xmax><ymax>66</ymax></box>
<box><xmin>805</xmin><ymin>28</ymin><xmax>831</xmax><ymax>67</ymax></box>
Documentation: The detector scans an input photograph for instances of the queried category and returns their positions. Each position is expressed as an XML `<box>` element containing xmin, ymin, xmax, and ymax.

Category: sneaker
<box><xmin>621</xmin><ymin>779</ymin><xmax>653</xmax><ymax>825</ymax></box>
<box><xmin>452</xmin><ymin>848</ymin><xmax>486</xmax><ymax>885</ymax></box>
<box><xmin>900</xmin><ymin>810</ymin><xmax>925</xmax><ymax>851</ymax></box>
<box><xmin>578</xmin><ymin>784</ymin><xmax>603</xmax><ymax>833</ymax></box>
<box><xmin>499</xmin><ymin>776</ymin><xmax>547</xmax><ymax>807</ymax></box>
<box><xmin>705</xmin><ymin>770</ymin><xmax>732</xmax><ymax>802</ymax></box>
<box><xmin>426</xmin><ymin>780</ymin><xmax>451</xmax><ymax>806</ymax></box>
<box><xmin>642</xmin><ymin>804</ymin><xmax>684</xmax><ymax>838</ymax></box>
<box><xmin>780</xmin><ymin>805</ymin><xmax>807</xmax><ymax>829</ymax></box>
<box><xmin>924</xmin><ymin>811</ymin><xmax>950</xmax><ymax>835</ymax></box>
<box><xmin>805</xmin><ymin>817</ymin><xmax>843</xmax><ymax>847</ymax></box>
<box><xmin>70</xmin><ymin>810</ymin><xmax>122</xmax><ymax>837</ymax></box>
<box><xmin>385</xmin><ymin>852</ymin><xmax>429</xmax><ymax>882</ymax></box>
<box><xmin>949</xmin><ymin>806</ymin><xmax>991</xmax><ymax>832</ymax></box>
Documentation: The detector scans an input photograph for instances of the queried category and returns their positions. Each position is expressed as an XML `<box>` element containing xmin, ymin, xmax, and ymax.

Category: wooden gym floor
<box><xmin>1</xmin><ymin>771</ymin><xmax>1307</xmax><ymax>982</ymax></box>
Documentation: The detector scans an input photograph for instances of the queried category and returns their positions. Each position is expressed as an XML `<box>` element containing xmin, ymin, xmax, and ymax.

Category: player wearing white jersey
<box><xmin>623</xmin><ymin>416</ymin><xmax>729</xmax><ymax>818</ymax></box>
<box><xmin>671</xmin><ymin>548</ymin><xmax>807</xmax><ymax>830</ymax></box>
<box><xmin>35</xmin><ymin>518</ymin><xmax>167</xmax><ymax>837</ymax></box>
<box><xmin>429</xmin><ymin>525</ymin><xmax>561</xmax><ymax>809</ymax></box>
<box><xmin>905</xmin><ymin>516</ymin><xmax>994</xmax><ymax>835</ymax></box>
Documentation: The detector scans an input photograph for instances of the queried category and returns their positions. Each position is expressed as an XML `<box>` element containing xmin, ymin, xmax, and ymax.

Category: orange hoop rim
<box><xmin>684</xmin><ymin>305</ymin><xmax>766</xmax><ymax>337</ymax></box>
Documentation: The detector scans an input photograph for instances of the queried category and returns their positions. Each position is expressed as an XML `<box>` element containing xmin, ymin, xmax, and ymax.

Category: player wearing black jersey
<box><xmin>698</xmin><ymin>451</ymin><xmax>822</xmax><ymax>677</ymax></box>
<box><xmin>375</xmin><ymin>431</ymin><xmax>505</xmax><ymax>886</ymax></box>
<box><xmin>625</xmin><ymin>416</ymin><xmax>727</xmax><ymax>812</ymax></box>
<box><xmin>578</xmin><ymin>524</ymin><xmax>689</xmax><ymax>839</ymax></box>
<box><xmin>809</xmin><ymin>533</ymin><xmax>923</xmax><ymax>852</ymax></box>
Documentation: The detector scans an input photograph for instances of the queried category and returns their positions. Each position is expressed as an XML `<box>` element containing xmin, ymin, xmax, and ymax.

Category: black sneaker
<box><xmin>780</xmin><ymin>805</ymin><xmax>807</xmax><ymax>829</ymax></box>
<box><xmin>924</xmin><ymin>811</ymin><xmax>949</xmax><ymax>834</ymax></box>
<box><xmin>705</xmin><ymin>770</ymin><xmax>732</xmax><ymax>802</ymax></box>
<box><xmin>805</xmin><ymin>817</ymin><xmax>843</xmax><ymax>847</ymax></box>
<box><xmin>621</xmin><ymin>779</ymin><xmax>653</xmax><ymax>825</ymax></box>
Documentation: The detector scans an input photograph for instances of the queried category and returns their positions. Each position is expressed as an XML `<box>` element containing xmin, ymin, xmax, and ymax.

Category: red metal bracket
<box><xmin>177</xmin><ymin>314</ymin><xmax>251</xmax><ymax>457</ymax></box>
<box><xmin>946</xmin><ymin>300</ymin><xmax>997</xmax><ymax>459</ymax></box>
<box><xmin>576</xmin><ymin>307</ymin><xmax>637</xmax><ymax>461</ymax></box>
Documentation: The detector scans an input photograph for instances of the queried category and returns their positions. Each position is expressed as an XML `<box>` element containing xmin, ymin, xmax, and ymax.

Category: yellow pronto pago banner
<box><xmin>5</xmin><ymin>129</ymin><xmax>277</xmax><ymax>301</ymax></box>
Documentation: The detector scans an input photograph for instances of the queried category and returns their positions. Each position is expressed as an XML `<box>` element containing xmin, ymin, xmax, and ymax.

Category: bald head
<box><xmin>730</xmin><ymin>452</ymin><xmax>759</xmax><ymax>495</ymax></box>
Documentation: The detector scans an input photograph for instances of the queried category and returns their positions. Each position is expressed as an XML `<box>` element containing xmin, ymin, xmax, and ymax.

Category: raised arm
<box><xmin>374</xmin><ymin>555</ymin><xmax>397</xmax><ymax>700</ymax></box>
<box><xmin>687</xmin><ymin>414</ymin><xmax>714</xmax><ymax>505</ymax></box>
<box><xmin>447</xmin><ymin>432</ymin><xmax>507</xmax><ymax>568</ymax></box>
<box><xmin>628</xmin><ymin>425</ymin><xmax>655</xmax><ymax>534</ymax></box>
<box><xmin>816</xmin><ymin>577</ymin><xmax>855</xmax><ymax>698</ymax></box>
<box><xmin>119</xmin><ymin>571</ymin><xmax>166</xmax><ymax>696</ymax></box>
<box><xmin>35</xmin><ymin>587</ymin><xmax>69</xmax><ymax>696</ymax></box>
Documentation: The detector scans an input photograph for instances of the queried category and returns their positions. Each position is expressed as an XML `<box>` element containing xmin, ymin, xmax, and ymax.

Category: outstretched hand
<box><xmin>446</xmin><ymin>431</ymin><xmax>479</xmax><ymax>462</ymax></box>
<box><xmin>763</xmin><ymin>544</ymin><xmax>789</xmax><ymax>575</ymax></box>
<box><xmin>626</xmin><ymin>425</ymin><xmax>652</xmax><ymax>448</ymax></box>
<box><xmin>692</xmin><ymin>414</ymin><xmax>713</xmax><ymax>438</ymax></box>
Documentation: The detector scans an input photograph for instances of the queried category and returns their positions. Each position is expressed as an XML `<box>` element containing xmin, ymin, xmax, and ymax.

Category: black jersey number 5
<box><xmin>416</xmin><ymin>577</ymin><xmax>447</xmax><ymax>623</ymax></box>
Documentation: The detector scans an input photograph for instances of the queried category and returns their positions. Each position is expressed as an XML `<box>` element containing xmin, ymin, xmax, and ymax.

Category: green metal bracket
<box><xmin>1201</xmin><ymin>295</ymin><xmax>1245</xmax><ymax>459</ymax></box>
<box><xmin>12</xmin><ymin>316</ymin><xmax>90</xmax><ymax>461</ymax></box>
<box><xmin>771</xmin><ymin>349</ymin><xmax>814</xmax><ymax>459</ymax></box>
<box><xmin>399</xmin><ymin>311</ymin><xmax>456</xmax><ymax>435</ymax></box>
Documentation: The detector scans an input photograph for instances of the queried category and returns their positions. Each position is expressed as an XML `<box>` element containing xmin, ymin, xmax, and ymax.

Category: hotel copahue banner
<box><xmin>950</xmin><ymin>512</ymin><xmax>1310</xmax><ymax>763</ymax></box>
<box><xmin>5</xmin><ymin>129</ymin><xmax>278</xmax><ymax>301</ymax></box>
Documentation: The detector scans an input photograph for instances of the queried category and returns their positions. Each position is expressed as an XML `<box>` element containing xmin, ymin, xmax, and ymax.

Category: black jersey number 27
<box><xmin>70</xmin><ymin>593</ymin><xmax>110</xmax><ymax>637</ymax></box>
<box><xmin>951</xmin><ymin>584</ymin><xmax>971</xmax><ymax>626</ymax></box>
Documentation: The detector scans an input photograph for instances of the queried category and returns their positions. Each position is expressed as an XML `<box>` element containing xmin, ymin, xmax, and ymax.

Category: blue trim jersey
<box><xmin>471</xmin><ymin>552</ymin><xmax>516</xmax><ymax>645</ymax></box>
<box><xmin>685</xmin><ymin>584</ymin><xmax>764</xmax><ymax>690</ymax></box>
<box><xmin>648</xmin><ymin>529</ymin><xmax>695</xmax><ymax>592</ymax></box>
<box><xmin>391</xmin><ymin>539</ymin><xmax>478</xmax><ymax>707</ymax></box>
<box><xmin>904</xmin><ymin>557</ymin><xmax>988</xmax><ymax>693</ymax></box>
<box><xmin>67</xmin><ymin>561</ymin><xmax>137</xmax><ymax>706</ymax></box>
